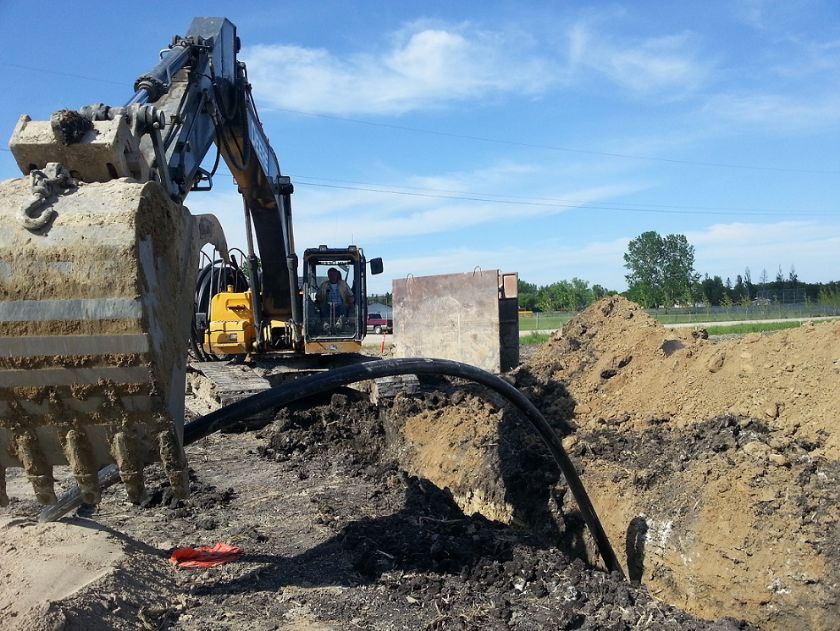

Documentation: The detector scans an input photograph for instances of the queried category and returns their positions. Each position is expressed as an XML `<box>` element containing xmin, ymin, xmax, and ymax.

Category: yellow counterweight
<box><xmin>204</xmin><ymin>289</ymin><xmax>256</xmax><ymax>355</ymax></box>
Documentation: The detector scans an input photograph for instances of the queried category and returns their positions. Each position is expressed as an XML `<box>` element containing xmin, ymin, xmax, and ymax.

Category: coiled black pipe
<box><xmin>39</xmin><ymin>357</ymin><xmax>624</xmax><ymax>577</ymax></box>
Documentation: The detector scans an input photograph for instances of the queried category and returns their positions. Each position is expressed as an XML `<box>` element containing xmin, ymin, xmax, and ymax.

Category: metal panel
<box><xmin>393</xmin><ymin>270</ymin><xmax>513</xmax><ymax>374</ymax></box>
<box><xmin>498</xmin><ymin>272</ymin><xmax>520</xmax><ymax>372</ymax></box>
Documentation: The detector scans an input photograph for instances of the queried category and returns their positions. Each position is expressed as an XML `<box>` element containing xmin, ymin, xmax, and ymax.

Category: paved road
<box><xmin>663</xmin><ymin>315</ymin><xmax>839</xmax><ymax>329</ymax></box>
<box><xmin>362</xmin><ymin>333</ymin><xmax>394</xmax><ymax>347</ymax></box>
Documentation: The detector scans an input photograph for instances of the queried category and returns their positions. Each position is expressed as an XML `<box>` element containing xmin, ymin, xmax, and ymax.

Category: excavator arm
<box><xmin>129</xmin><ymin>18</ymin><xmax>300</xmax><ymax>329</ymax></box>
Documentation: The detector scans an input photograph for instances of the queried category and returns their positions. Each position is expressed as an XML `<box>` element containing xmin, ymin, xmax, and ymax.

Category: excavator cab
<box><xmin>302</xmin><ymin>246</ymin><xmax>382</xmax><ymax>354</ymax></box>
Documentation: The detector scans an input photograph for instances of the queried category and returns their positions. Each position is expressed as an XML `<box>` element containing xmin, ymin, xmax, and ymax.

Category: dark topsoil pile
<box><xmin>3</xmin><ymin>382</ymin><xmax>755</xmax><ymax>630</ymax></box>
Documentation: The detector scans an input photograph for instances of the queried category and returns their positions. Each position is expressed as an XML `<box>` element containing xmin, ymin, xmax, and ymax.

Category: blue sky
<box><xmin>1</xmin><ymin>1</ymin><xmax>838</xmax><ymax>294</ymax></box>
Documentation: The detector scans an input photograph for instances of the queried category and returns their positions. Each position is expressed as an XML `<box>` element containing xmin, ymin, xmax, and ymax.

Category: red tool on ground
<box><xmin>170</xmin><ymin>543</ymin><xmax>243</xmax><ymax>568</ymax></box>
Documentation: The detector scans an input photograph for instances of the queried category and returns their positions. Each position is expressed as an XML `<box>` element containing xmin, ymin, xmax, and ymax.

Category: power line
<box><xmin>0</xmin><ymin>62</ymin><xmax>126</xmax><ymax>87</ymax></box>
<box><xmin>289</xmin><ymin>174</ymin><xmax>814</xmax><ymax>215</ymax></box>
<box><xmin>273</xmin><ymin>107</ymin><xmax>840</xmax><ymax>176</ymax></box>
<box><xmin>292</xmin><ymin>180</ymin><xmax>835</xmax><ymax>218</ymax></box>
<box><xmin>3</xmin><ymin>150</ymin><xmax>831</xmax><ymax>217</ymax></box>
<box><xmin>207</xmin><ymin>168</ymin><xmax>833</xmax><ymax>217</ymax></box>
<box><xmin>2</xmin><ymin>61</ymin><xmax>836</xmax><ymax>176</ymax></box>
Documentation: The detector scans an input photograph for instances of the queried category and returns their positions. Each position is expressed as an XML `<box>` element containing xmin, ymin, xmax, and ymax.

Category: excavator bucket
<box><xmin>0</xmin><ymin>175</ymin><xmax>203</xmax><ymax>506</ymax></box>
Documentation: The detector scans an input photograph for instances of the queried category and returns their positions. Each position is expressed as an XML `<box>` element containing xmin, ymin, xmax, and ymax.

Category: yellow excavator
<box><xmin>0</xmin><ymin>17</ymin><xmax>381</xmax><ymax>508</ymax></box>
<box><xmin>0</xmin><ymin>17</ymin><xmax>625</xmax><ymax>575</ymax></box>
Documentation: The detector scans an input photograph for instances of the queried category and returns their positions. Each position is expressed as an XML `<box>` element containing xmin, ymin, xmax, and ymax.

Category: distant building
<box><xmin>367</xmin><ymin>302</ymin><xmax>393</xmax><ymax>318</ymax></box>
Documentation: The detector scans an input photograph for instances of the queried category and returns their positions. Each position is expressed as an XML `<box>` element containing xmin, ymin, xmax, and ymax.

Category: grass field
<box><xmin>521</xmin><ymin>332</ymin><xmax>551</xmax><ymax>345</ymax></box>
<box><xmin>703</xmin><ymin>321</ymin><xmax>804</xmax><ymax>335</ymax></box>
<box><xmin>520</xmin><ymin>318</ymin><xmax>836</xmax><ymax>341</ymax></box>
<box><xmin>653</xmin><ymin>310</ymin><xmax>827</xmax><ymax>324</ymax></box>
<box><xmin>519</xmin><ymin>309</ymin><xmax>839</xmax><ymax>332</ymax></box>
<box><xmin>518</xmin><ymin>314</ymin><xmax>574</xmax><ymax>331</ymax></box>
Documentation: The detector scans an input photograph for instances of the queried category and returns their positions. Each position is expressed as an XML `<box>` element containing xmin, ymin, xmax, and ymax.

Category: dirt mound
<box><xmin>526</xmin><ymin>296</ymin><xmax>839</xmax><ymax>457</ymax></box>
<box><xmin>383</xmin><ymin>297</ymin><xmax>838</xmax><ymax>628</ymax></box>
<box><xmin>0</xmin><ymin>516</ymin><xmax>121</xmax><ymax>628</ymax></box>
<box><xmin>259</xmin><ymin>389</ymin><xmax>392</xmax><ymax>479</ymax></box>
<box><xmin>513</xmin><ymin>296</ymin><xmax>839</xmax><ymax>629</ymax></box>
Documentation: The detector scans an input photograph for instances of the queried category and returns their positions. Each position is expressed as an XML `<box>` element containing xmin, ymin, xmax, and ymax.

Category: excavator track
<box><xmin>0</xmin><ymin>177</ymin><xmax>199</xmax><ymax>506</ymax></box>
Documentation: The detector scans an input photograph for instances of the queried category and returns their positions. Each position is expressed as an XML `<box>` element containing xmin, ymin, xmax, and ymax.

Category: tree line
<box><xmin>518</xmin><ymin>279</ymin><xmax>614</xmax><ymax>311</ymax></box>
<box><xmin>517</xmin><ymin>230</ymin><xmax>840</xmax><ymax>311</ymax></box>
<box><xmin>366</xmin><ymin>231</ymin><xmax>839</xmax><ymax>312</ymax></box>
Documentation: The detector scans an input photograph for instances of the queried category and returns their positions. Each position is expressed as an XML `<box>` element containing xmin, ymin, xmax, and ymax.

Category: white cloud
<box><xmin>771</xmin><ymin>37</ymin><xmax>840</xmax><ymax>80</ymax></box>
<box><xmin>187</xmin><ymin>186</ymin><xmax>840</xmax><ymax>295</ymax></box>
<box><xmin>243</xmin><ymin>24</ymin><xmax>553</xmax><ymax>115</ymax></box>
<box><xmin>185</xmin><ymin>158</ymin><xmax>650</xmax><ymax>293</ymax></box>
<box><xmin>731</xmin><ymin>0</ymin><xmax>772</xmax><ymax>30</ymax></box>
<box><xmin>703</xmin><ymin>91</ymin><xmax>840</xmax><ymax>129</ymax></box>
<box><xmin>288</xmin><ymin>174</ymin><xmax>645</xmax><ymax>249</ymax></box>
<box><xmin>380</xmin><ymin>236</ymin><xmax>630</xmax><ymax>293</ymax></box>
<box><xmin>379</xmin><ymin>219</ymin><xmax>840</xmax><ymax>294</ymax></box>
<box><xmin>566</xmin><ymin>23</ymin><xmax>711</xmax><ymax>97</ymax></box>
<box><xmin>688</xmin><ymin>220</ymin><xmax>840</xmax><ymax>282</ymax></box>
<box><xmin>240</xmin><ymin>15</ymin><xmax>719</xmax><ymax>117</ymax></box>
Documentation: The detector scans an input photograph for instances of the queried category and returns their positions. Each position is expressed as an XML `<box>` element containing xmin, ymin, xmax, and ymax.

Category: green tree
<box><xmin>367</xmin><ymin>291</ymin><xmax>392</xmax><ymax>306</ymax></box>
<box><xmin>624</xmin><ymin>231</ymin><xmax>663</xmax><ymax>307</ymax></box>
<box><xmin>700</xmin><ymin>274</ymin><xmax>726</xmax><ymax>306</ymax></box>
<box><xmin>569</xmin><ymin>277</ymin><xmax>594</xmax><ymax>309</ymax></box>
<box><xmin>818</xmin><ymin>285</ymin><xmax>840</xmax><ymax>308</ymax></box>
<box><xmin>592</xmin><ymin>284</ymin><xmax>610</xmax><ymax>300</ymax></box>
<box><xmin>733</xmin><ymin>274</ymin><xmax>746</xmax><ymax>302</ymax></box>
<box><xmin>759</xmin><ymin>268</ymin><xmax>769</xmax><ymax>288</ymax></box>
<box><xmin>624</xmin><ymin>231</ymin><xmax>697</xmax><ymax>307</ymax></box>
<box><xmin>518</xmin><ymin>280</ymin><xmax>539</xmax><ymax>311</ymax></box>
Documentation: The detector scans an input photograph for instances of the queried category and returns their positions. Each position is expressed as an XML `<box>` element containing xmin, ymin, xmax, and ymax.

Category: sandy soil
<box><xmin>519</xmin><ymin>297</ymin><xmax>838</xmax><ymax>629</ymax></box>
<box><xmin>1</xmin><ymin>296</ymin><xmax>835</xmax><ymax>629</ymax></box>
<box><xmin>399</xmin><ymin>297</ymin><xmax>838</xmax><ymax>629</ymax></box>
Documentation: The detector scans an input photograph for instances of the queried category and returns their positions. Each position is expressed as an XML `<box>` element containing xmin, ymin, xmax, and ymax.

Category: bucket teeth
<box><xmin>0</xmin><ymin>178</ymin><xmax>198</xmax><ymax>507</ymax></box>
<box><xmin>159</xmin><ymin>429</ymin><xmax>189</xmax><ymax>499</ymax></box>
<box><xmin>16</xmin><ymin>431</ymin><xmax>57</xmax><ymax>505</ymax></box>
<box><xmin>111</xmin><ymin>431</ymin><xmax>147</xmax><ymax>504</ymax></box>
<box><xmin>62</xmin><ymin>428</ymin><xmax>101</xmax><ymax>505</ymax></box>
<box><xmin>0</xmin><ymin>467</ymin><xmax>8</xmax><ymax>507</ymax></box>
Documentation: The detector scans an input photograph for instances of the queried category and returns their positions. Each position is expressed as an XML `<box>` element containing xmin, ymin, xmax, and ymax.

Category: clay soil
<box><xmin>1</xmin><ymin>296</ymin><xmax>837</xmax><ymax>630</ymax></box>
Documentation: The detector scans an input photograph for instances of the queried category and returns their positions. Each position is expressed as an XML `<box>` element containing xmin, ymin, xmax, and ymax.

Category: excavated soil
<box><xmin>542</xmin><ymin>299</ymin><xmax>837</xmax><ymax>629</ymax></box>
<box><xmin>2</xmin><ymin>408</ymin><xmax>749</xmax><ymax>631</ymax></box>
<box><xmin>1</xmin><ymin>295</ymin><xmax>836</xmax><ymax>629</ymax></box>
<box><xmin>402</xmin><ymin>296</ymin><xmax>837</xmax><ymax>630</ymax></box>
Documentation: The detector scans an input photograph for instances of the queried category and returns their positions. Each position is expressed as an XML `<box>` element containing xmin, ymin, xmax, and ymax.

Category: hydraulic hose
<box><xmin>38</xmin><ymin>358</ymin><xmax>624</xmax><ymax>577</ymax></box>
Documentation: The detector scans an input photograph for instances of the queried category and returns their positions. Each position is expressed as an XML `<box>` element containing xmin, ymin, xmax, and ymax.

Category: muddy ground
<box><xmin>2</xmin><ymin>297</ymin><xmax>837</xmax><ymax>629</ymax></box>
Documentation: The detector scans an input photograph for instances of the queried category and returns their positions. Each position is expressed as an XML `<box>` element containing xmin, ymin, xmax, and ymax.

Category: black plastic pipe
<box><xmin>39</xmin><ymin>358</ymin><xmax>624</xmax><ymax>577</ymax></box>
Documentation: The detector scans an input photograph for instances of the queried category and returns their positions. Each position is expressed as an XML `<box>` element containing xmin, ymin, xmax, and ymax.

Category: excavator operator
<box><xmin>318</xmin><ymin>267</ymin><xmax>354</xmax><ymax>318</ymax></box>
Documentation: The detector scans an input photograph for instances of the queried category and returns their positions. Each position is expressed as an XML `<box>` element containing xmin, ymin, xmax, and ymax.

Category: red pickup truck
<box><xmin>366</xmin><ymin>312</ymin><xmax>393</xmax><ymax>334</ymax></box>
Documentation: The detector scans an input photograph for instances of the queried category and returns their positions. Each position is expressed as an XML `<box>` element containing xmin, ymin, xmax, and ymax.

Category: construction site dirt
<box><xmin>2</xmin><ymin>296</ymin><xmax>838</xmax><ymax>630</ymax></box>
